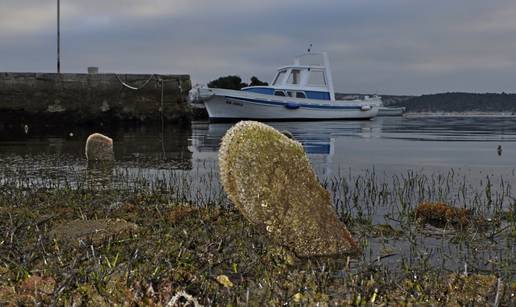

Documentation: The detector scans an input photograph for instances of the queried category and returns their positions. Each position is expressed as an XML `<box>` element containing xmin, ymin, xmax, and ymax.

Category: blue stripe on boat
<box><xmin>305</xmin><ymin>91</ymin><xmax>331</xmax><ymax>100</ymax></box>
<box><xmin>224</xmin><ymin>95</ymin><xmax>364</xmax><ymax>110</ymax></box>
<box><xmin>242</xmin><ymin>87</ymin><xmax>275</xmax><ymax>95</ymax></box>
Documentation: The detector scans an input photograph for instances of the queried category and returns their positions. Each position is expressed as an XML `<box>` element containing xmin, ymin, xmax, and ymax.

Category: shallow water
<box><xmin>2</xmin><ymin>117</ymin><xmax>516</xmax><ymax>175</ymax></box>
<box><xmin>0</xmin><ymin>116</ymin><xmax>514</xmax><ymax>276</ymax></box>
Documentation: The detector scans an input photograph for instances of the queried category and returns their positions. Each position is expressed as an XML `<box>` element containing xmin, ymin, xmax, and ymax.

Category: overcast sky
<box><xmin>1</xmin><ymin>0</ymin><xmax>516</xmax><ymax>95</ymax></box>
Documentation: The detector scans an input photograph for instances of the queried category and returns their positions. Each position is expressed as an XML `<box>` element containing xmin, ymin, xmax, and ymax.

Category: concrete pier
<box><xmin>0</xmin><ymin>72</ymin><xmax>192</xmax><ymax>127</ymax></box>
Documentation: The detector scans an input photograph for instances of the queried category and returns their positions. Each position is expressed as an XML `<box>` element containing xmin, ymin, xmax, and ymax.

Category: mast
<box><xmin>57</xmin><ymin>0</ymin><xmax>61</xmax><ymax>73</ymax></box>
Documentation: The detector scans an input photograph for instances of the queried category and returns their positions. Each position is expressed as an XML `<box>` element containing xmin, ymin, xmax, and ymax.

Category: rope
<box><xmin>155</xmin><ymin>78</ymin><xmax>182</xmax><ymax>160</ymax></box>
<box><xmin>114</xmin><ymin>74</ymin><xmax>156</xmax><ymax>91</ymax></box>
<box><xmin>114</xmin><ymin>74</ymin><xmax>186</xmax><ymax>162</ymax></box>
<box><xmin>160</xmin><ymin>77</ymin><xmax>166</xmax><ymax>159</ymax></box>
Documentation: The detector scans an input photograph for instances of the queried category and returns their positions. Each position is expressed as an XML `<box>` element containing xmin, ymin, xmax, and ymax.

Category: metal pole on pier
<box><xmin>57</xmin><ymin>0</ymin><xmax>61</xmax><ymax>73</ymax></box>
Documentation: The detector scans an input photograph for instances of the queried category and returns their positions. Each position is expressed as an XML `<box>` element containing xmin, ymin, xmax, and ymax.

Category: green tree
<box><xmin>207</xmin><ymin>75</ymin><xmax>248</xmax><ymax>90</ymax></box>
<box><xmin>249</xmin><ymin>76</ymin><xmax>268</xmax><ymax>86</ymax></box>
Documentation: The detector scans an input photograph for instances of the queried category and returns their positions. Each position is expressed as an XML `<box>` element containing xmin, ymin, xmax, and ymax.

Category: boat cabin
<box><xmin>242</xmin><ymin>52</ymin><xmax>336</xmax><ymax>101</ymax></box>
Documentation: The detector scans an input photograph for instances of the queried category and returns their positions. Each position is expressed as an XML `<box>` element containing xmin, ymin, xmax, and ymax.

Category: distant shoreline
<box><xmin>385</xmin><ymin>92</ymin><xmax>516</xmax><ymax>114</ymax></box>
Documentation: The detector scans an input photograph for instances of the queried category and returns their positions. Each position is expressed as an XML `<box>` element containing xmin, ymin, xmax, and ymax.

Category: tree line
<box><xmin>389</xmin><ymin>92</ymin><xmax>516</xmax><ymax>113</ymax></box>
<box><xmin>208</xmin><ymin>76</ymin><xmax>268</xmax><ymax>90</ymax></box>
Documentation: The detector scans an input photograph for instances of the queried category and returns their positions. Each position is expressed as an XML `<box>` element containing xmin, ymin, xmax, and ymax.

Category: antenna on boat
<box><xmin>307</xmin><ymin>43</ymin><xmax>312</xmax><ymax>53</ymax></box>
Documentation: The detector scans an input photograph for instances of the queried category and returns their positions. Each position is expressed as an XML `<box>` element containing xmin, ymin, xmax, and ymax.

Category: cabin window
<box><xmin>287</xmin><ymin>91</ymin><xmax>293</xmax><ymax>97</ymax></box>
<box><xmin>274</xmin><ymin>90</ymin><xmax>286</xmax><ymax>96</ymax></box>
<box><xmin>296</xmin><ymin>92</ymin><xmax>306</xmax><ymax>99</ymax></box>
<box><xmin>287</xmin><ymin>69</ymin><xmax>301</xmax><ymax>85</ymax></box>
<box><xmin>308</xmin><ymin>71</ymin><xmax>326</xmax><ymax>87</ymax></box>
<box><xmin>273</xmin><ymin>71</ymin><xmax>287</xmax><ymax>85</ymax></box>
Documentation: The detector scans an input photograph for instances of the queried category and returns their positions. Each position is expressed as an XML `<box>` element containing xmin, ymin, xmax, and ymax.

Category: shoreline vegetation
<box><xmin>0</xmin><ymin>165</ymin><xmax>514</xmax><ymax>305</ymax></box>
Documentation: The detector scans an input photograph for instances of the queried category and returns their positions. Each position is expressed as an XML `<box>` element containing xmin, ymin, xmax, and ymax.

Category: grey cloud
<box><xmin>1</xmin><ymin>0</ymin><xmax>516</xmax><ymax>94</ymax></box>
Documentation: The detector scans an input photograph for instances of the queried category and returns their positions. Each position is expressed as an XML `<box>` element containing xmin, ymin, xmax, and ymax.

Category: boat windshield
<box><xmin>273</xmin><ymin>70</ymin><xmax>287</xmax><ymax>85</ymax></box>
<box><xmin>287</xmin><ymin>70</ymin><xmax>300</xmax><ymax>85</ymax></box>
<box><xmin>307</xmin><ymin>70</ymin><xmax>326</xmax><ymax>87</ymax></box>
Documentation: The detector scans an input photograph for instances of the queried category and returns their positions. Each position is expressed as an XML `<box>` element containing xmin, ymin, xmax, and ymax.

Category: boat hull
<box><xmin>202</xmin><ymin>89</ymin><xmax>378</xmax><ymax>121</ymax></box>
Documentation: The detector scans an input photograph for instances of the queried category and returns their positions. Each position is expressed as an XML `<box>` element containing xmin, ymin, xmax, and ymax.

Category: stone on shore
<box><xmin>50</xmin><ymin>218</ymin><xmax>138</xmax><ymax>246</ymax></box>
<box><xmin>85</xmin><ymin>133</ymin><xmax>114</xmax><ymax>161</ymax></box>
<box><xmin>219</xmin><ymin>121</ymin><xmax>360</xmax><ymax>257</ymax></box>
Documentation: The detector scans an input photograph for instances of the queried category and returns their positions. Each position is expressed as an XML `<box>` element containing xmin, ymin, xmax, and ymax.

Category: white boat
<box><xmin>335</xmin><ymin>94</ymin><xmax>406</xmax><ymax>116</ymax></box>
<box><xmin>192</xmin><ymin>52</ymin><xmax>380</xmax><ymax>121</ymax></box>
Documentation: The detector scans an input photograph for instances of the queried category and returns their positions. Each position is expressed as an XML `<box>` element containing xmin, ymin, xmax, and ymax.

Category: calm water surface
<box><xmin>194</xmin><ymin>116</ymin><xmax>516</xmax><ymax>178</ymax></box>
<box><xmin>2</xmin><ymin>116</ymin><xmax>516</xmax><ymax>177</ymax></box>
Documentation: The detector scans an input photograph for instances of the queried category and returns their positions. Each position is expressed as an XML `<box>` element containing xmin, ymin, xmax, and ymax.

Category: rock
<box><xmin>50</xmin><ymin>218</ymin><xmax>137</xmax><ymax>246</ymax></box>
<box><xmin>216</xmin><ymin>275</ymin><xmax>234</xmax><ymax>288</ymax></box>
<box><xmin>166</xmin><ymin>291</ymin><xmax>202</xmax><ymax>307</ymax></box>
<box><xmin>293</xmin><ymin>292</ymin><xmax>304</xmax><ymax>303</ymax></box>
<box><xmin>85</xmin><ymin>133</ymin><xmax>114</xmax><ymax>162</ymax></box>
<box><xmin>219</xmin><ymin>121</ymin><xmax>359</xmax><ymax>257</ymax></box>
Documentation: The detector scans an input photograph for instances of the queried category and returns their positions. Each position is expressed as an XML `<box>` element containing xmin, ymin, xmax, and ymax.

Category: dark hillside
<box><xmin>390</xmin><ymin>92</ymin><xmax>516</xmax><ymax>113</ymax></box>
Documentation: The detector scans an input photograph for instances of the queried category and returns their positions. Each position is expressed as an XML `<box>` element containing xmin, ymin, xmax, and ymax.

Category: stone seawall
<box><xmin>0</xmin><ymin>72</ymin><xmax>192</xmax><ymax>127</ymax></box>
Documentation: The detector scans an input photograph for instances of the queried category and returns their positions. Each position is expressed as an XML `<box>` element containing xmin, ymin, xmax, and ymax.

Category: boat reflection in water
<box><xmin>189</xmin><ymin>120</ymin><xmax>377</xmax><ymax>178</ymax></box>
